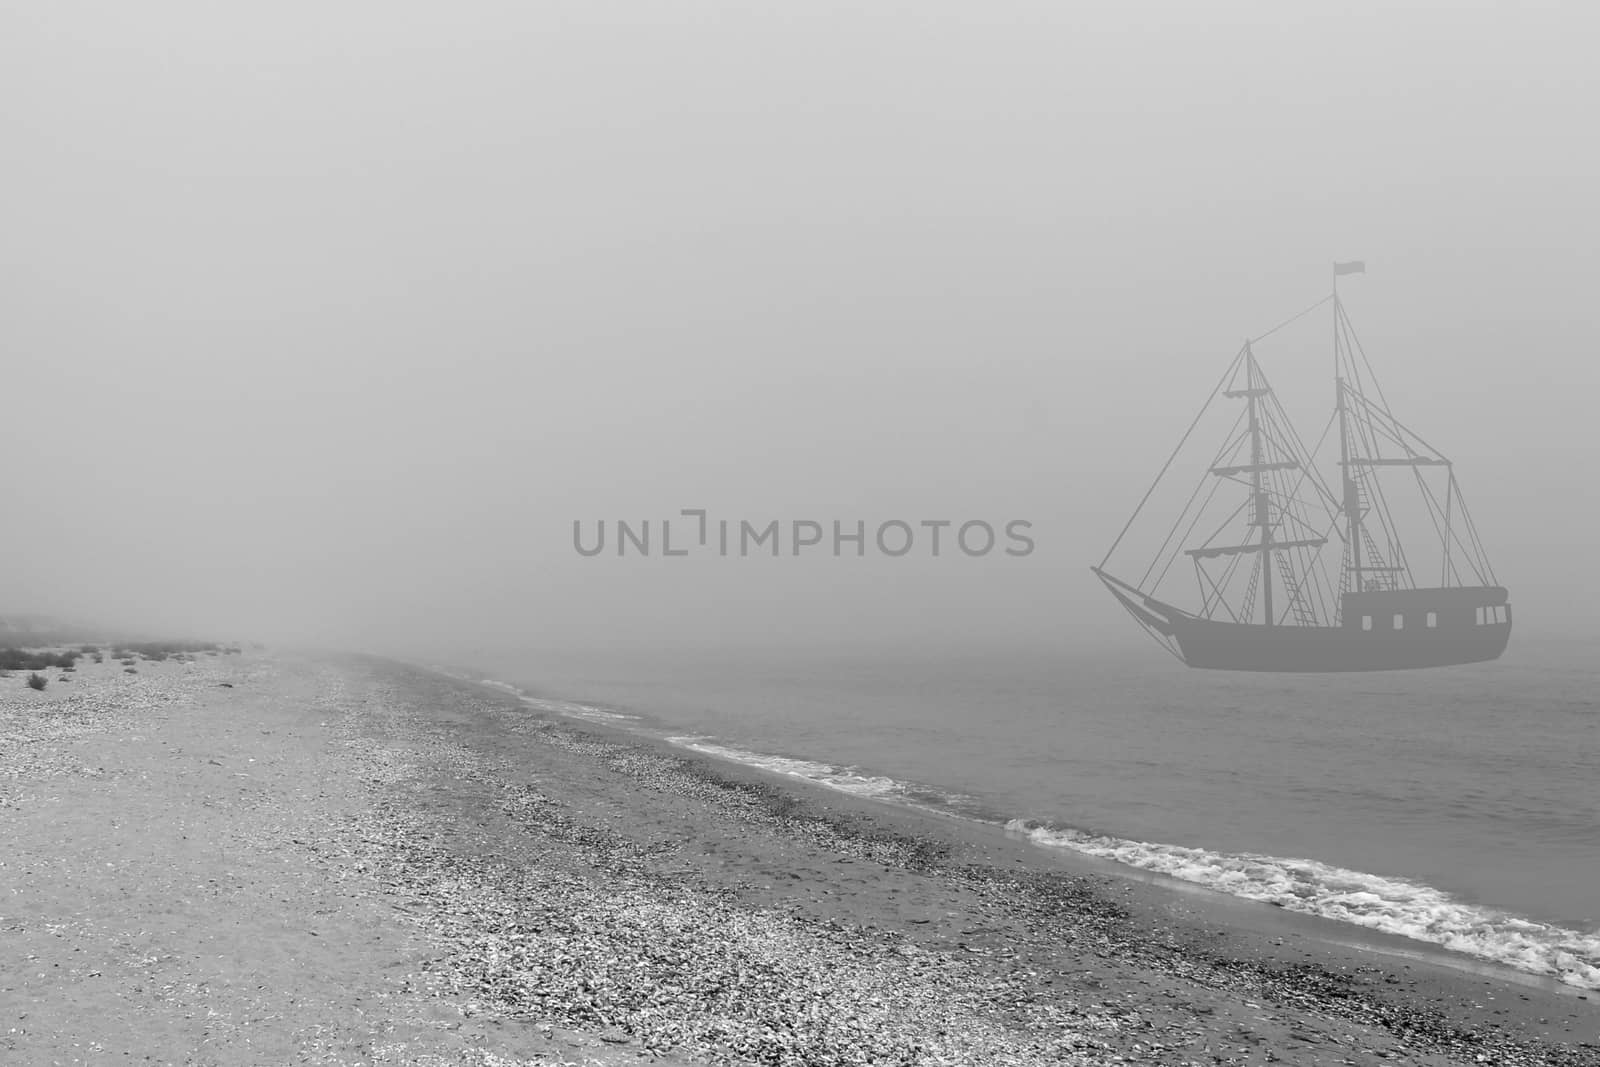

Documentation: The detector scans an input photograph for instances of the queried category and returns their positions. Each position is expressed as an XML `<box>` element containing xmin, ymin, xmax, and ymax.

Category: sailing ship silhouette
<box><xmin>1094</xmin><ymin>263</ymin><xmax>1510</xmax><ymax>671</ymax></box>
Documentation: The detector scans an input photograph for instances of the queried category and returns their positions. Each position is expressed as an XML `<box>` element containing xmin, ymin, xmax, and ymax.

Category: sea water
<box><xmin>479</xmin><ymin>637</ymin><xmax>1600</xmax><ymax>989</ymax></box>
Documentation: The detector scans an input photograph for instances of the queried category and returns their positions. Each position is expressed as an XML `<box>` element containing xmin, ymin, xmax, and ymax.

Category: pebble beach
<box><xmin>2</xmin><ymin>650</ymin><xmax>1596</xmax><ymax>1066</ymax></box>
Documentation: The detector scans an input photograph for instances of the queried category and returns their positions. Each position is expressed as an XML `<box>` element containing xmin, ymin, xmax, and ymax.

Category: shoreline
<box><xmin>451</xmin><ymin>662</ymin><xmax>1600</xmax><ymax>1000</ymax></box>
<box><xmin>424</xmin><ymin>657</ymin><xmax>1600</xmax><ymax>1057</ymax></box>
<box><xmin>3</xmin><ymin>649</ymin><xmax>1595</xmax><ymax>1065</ymax></box>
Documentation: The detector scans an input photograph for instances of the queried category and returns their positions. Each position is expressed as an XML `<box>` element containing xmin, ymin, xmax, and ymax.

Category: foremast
<box><xmin>1245</xmin><ymin>345</ymin><xmax>1274</xmax><ymax>626</ymax></box>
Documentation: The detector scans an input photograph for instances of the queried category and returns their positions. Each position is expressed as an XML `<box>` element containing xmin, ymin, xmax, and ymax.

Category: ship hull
<box><xmin>1093</xmin><ymin>570</ymin><xmax>1513</xmax><ymax>672</ymax></box>
<box><xmin>1168</xmin><ymin>615</ymin><xmax>1511</xmax><ymax>672</ymax></box>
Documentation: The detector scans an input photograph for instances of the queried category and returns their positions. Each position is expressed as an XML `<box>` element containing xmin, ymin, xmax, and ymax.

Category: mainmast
<box><xmin>1334</xmin><ymin>262</ymin><xmax>1363</xmax><ymax>597</ymax></box>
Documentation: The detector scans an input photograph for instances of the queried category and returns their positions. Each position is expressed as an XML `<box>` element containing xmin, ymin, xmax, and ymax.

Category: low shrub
<box><xmin>0</xmin><ymin>648</ymin><xmax>80</xmax><ymax>671</ymax></box>
<box><xmin>26</xmin><ymin>672</ymin><xmax>47</xmax><ymax>691</ymax></box>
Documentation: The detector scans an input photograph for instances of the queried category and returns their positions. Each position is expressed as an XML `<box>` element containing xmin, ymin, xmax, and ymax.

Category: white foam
<box><xmin>667</xmin><ymin>737</ymin><xmax>913</xmax><ymax>802</ymax></box>
<box><xmin>470</xmin><ymin>678</ymin><xmax>639</xmax><ymax>724</ymax></box>
<box><xmin>1007</xmin><ymin>820</ymin><xmax>1600</xmax><ymax>990</ymax></box>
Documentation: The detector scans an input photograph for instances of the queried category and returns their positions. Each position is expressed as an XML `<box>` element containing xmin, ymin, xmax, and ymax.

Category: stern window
<box><xmin>1426</xmin><ymin>612</ymin><xmax>1438</xmax><ymax>628</ymax></box>
<box><xmin>1393</xmin><ymin>614</ymin><xmax>1405</xmax><ymax>630</ymax></box>
<box><xmin>1361</xmin><ymin>615</ymin><xmax>1372</xmax><ymax>631</ymax></box>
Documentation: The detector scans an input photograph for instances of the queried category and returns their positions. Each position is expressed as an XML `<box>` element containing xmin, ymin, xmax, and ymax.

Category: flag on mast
<box><xmin>1334</xmin><ymin>260</ymin><xmax>1366</xmax><ymax>275</ymax></box>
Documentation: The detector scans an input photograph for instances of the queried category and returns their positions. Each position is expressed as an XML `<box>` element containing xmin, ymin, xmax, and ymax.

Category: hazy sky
<box><xmin>5</xmin><ymin>2</ymin><xmax>1597</xmax><ymax>658</ymax></box>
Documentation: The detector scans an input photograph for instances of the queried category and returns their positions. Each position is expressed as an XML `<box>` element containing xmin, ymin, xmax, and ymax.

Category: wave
<box><xmin>1007</xmin><ymin>819</ymin><xmax>1600</xmax><ymax>991</ymax></box>
<box><xmin>469</xmin><ymin>675</ymin><xmax>642</xmax><ymax>724</ymax></box>
<box><xmin>666</xmin><ymin>737</ymin><xmax>970</xmax><ymax>812</ymax></box>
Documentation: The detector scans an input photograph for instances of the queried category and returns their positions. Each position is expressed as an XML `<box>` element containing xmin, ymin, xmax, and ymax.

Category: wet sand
<box><xmin>2</xmin><ymin>650</ymin><xmax>1595</xmax><ymax>1065</ymax></box>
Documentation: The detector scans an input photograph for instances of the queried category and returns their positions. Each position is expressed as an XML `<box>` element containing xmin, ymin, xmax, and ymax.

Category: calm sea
<box><xmin>475</xmin><ymin>638</ymin><xmax>1600</xmax><ymax>988</ymax></box>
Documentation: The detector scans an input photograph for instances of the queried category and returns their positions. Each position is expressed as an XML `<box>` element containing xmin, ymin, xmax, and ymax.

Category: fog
<box><xmin>5</xmin><ymin>2</ymin><xmax>1597</xmax><ymax>663</ymax></box>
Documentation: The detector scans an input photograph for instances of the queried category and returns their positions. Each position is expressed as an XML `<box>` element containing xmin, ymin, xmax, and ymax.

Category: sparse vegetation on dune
<box><xmin>108</xmin><ymin>641</ymin><xmax>231</xmax><ymax>662</ymax></box>
<box><xmin>0</xmin><ymin>639</ymin><xmax>241</xmax><ymax>673</ymax></box>
<box><xmin>0</xmin><ymin>648</ymin><xmax>81</xmax><ymax>671</ymax></box>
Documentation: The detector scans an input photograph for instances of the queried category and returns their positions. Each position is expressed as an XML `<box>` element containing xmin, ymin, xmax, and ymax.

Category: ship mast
<box><xmin>1334</xmin><ymin>275</ymin><xmax>1361</xmax><ymax>595</ymax></box>
<box><xmin>1245</xmin><ymin>343</ymin><xmax>1273</xmax><ymax>625</ymax></box>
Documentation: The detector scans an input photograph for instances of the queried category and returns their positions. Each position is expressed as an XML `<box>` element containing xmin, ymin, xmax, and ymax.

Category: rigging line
<box><xmin>1451</xmin><ymin>482</ymin><xmax>1497</xmax><ymax>585</ymax></box>
<box><xmin>1338</xmin><ymin>300</ymin><xmax>1397</xmax><ymax>415</ymax></box>
<box><xmin>1340</xmin><ymin>316</ymin><xmax>1438</xmax><ymax>560</ymax></box>
<box><xmin>1198</xmin><ymin>559</ymin><xmax>1242</xmax><ymax>623</ymax></box>
<box><xmin>1156</xmin><ymin>493</ymin><xmax>1247</xmax><ymax>594</ymax></box>
<box><xmin>1289</xmin><ymin>408</ymin><xmax>1343</xmax><ymax>522</ymax></box>
<box><xmin>1138</xmin><ymin>409</ymin><xmax>1248</xmax><ymax>590</ymax></box>
<box><xmin>1244</xmin><ymin>347</ymin><xmax>1338</xmax><ymax>511</ymax></box>
<box><xmin>1141</xmin><ymin>468</ymin><xmax>1225</xmax><ymax>591</ymax></box>
<box><xmin>1278</xmin><ymin>467</ymin><xmax>1325</xmax><ymax>625</ymax></box>
<box><xmin>1305</xmin><ymin>479</ymin><xmax>1342</xmax><ymax>583</ymax></box>
<box><xmin>1351</xmin><ymin>405</ymin><xmax>1414</xmax><ymax>586</ymax></box>
<box><xmin>1307</xmin><ymin>513</ymin><xmax>1344</xmax><ymax>613</ymax></box>
<box><xmin>1240</xmin><ymin>552</ymin><xmax>1262</xmax><ymax>622</ymax></box>
<box><xmin>1336</xmin><ymin>301</ymin><xmax>1378</xmax><ymax>408</ymax></box>
<box><xmin>1198</xmin><ymin>529</ymin><xmax>1250</xmax><ymax>619</ymax></box>
<box><xmin>1099</xmin><ymin>345</ymin><xmax>1248</xmax><ymax>571</ymax></box>
<box><xmin>1455</xmin><ymin>479</ymin><xmax>1496</xmax><ymax>583</ymax></box>
<box><xmin>1370</xmin><ymin>479</ymin><xmax>1411</xmax><ymax>582</ymax></box>
<box><xmin>1336</xmin><ymin>310</ymin><xmax>1367</xmax><ymax>399</ymax></box>
<box><xmin>1266</xmin><ymin>462</ymin><xmax>1298</xmax><ymax>624</ymax></box>
<box><xmin>1269</xmin><ymin>395</ymin><xmax>1341</xmax><ymax>514</ymax></box>
<box><xmin>1365</xmin><ymin>426</ymin><xmax>1414</xmax><ymax>578</ymax></box>
<box><xmin>1409</xmin><ymin>463</ymin><xmax>1486</xmax><ymax>585</ymax></box>
<box><xmin>1347</xmin><ymin>386</ymin><xmax>1452</xmax><ymax>463</ymax></box>
<box><xmin>1278</xmin><ymin>452</ymin><xmax>1330</xmax><ymax>570</ymax></box>
<box><xmin>1345</xmin><ymin>392</ymin><xmax>1413</xmax><ymax>452</ymax></box>
<box><xmin>1280</xmin><ymin>488</ymin><xmax>1330</xmax><ymax>543</ymax></box>
<box><xmin>1343</xmin><ymin>387</ymin><xmax>1407</xmax><ymax>444</ymax></box>
<box><xmin>1273</xmin><ymin>460</ymin><xmax>1312</xmax><ymax>617</ymax></box>
<box><xmin>1442</xmin><ymin>475</ymin><xmax>1454</xmax><ymax>587</ymax></box>
<box><xmin>1305</xmin><ymin>502</ymin><xmax>1344</xmax><ymax>601</ymax></box>
<box><xmin>1440</xmin><ymin>507</ymin><xmax>1489</xmax><ymax>585</ymax></box>
<box><xmin>1250</xmin><ymin>293</ymin><xmax>1334</xmax><ymax>346</ymax></box>
<box><xmin>1272</xmin><ymin>463</ymin><xmax>1304</xmax><ymax>560</ymax></box>
<box><xmin>1338</xmin><ymin>313</ymin><xmax>1390</xmax><ymax>458</ymax></box>
<box><xmin>1262</xmin><ymin>398</ymin><xmax>1341</xmax><ymax>522</ymax></box>
<box><xmin>1454</xmin><ymin>481</ymin><xmax>1493</xmax><ymax>575</ymax></box>
<box><xmin>1222</xmin><ymin>543</ymin><xmax>1248</xmax><ymax>617</ymax></box>
<box><xmin>1299</xmin><ymin>536</ymin><xmax>1332</xmax><ymax>624</ymax></box>
<box><xmin>1191</xmin><ymin>495</ymin><xmax>1253</xmax><ymax>556</ymax></box>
